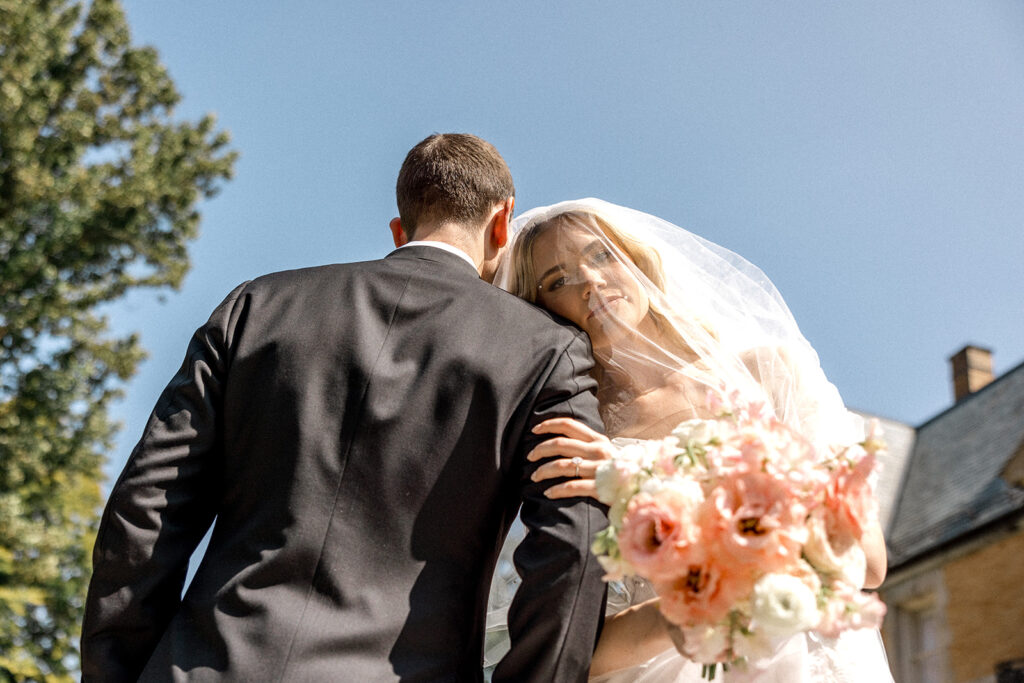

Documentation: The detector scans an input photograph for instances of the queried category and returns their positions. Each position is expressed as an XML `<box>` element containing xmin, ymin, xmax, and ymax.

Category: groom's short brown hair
<box><xmin>396</xmin><ymin>133</ymin><xmax>515</xmax><ymax>237</ymax></box>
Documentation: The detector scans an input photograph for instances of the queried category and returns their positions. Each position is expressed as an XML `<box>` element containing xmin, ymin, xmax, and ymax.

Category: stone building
<box><xmin>874</xmin><ymin>347</ymin><xmax>1024</xmax><ymax>683</ymax></box>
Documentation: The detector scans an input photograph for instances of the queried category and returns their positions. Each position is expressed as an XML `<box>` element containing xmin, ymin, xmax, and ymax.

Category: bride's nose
<box><xmin>579</xmin><ymin>265</ymin><xmax>607</xmax><ymax>299</ymax></box>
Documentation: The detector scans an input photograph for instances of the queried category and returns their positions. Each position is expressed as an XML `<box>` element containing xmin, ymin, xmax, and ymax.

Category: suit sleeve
<box><xmin>80</xmin><ymin>283</ymin><xmax>248</xmax><ymax>682</ymax></box>
<box><xmin>492</xmin><ymin>329</ymin><xmax>609</xmax><ymax>683</ymax></box>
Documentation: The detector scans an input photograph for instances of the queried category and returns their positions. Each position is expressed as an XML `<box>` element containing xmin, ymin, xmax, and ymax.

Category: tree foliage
<box><xmin>0</xmin><ymin>0</ymin><xmax>236</xmax><ymax>678</ymax></box>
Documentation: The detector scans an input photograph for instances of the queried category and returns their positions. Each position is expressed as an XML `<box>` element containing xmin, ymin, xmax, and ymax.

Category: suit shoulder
<box><xmin>484</xmin><ymin>286</ymin><xmax>589</xmax><ymax>346</ymax></box>
<box><xmin>239</xmin><ymin>260</ymin><xmax>383</xmax><ymax>292</ymax></box>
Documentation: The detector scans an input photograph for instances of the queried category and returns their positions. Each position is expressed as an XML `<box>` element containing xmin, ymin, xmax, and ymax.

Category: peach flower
<box><xmin>704</xmin><ymin>470</ymin><xmax>807</xmax><ymax>574</ymax></box>
<box><xmin>734</xmin><ymin>416</ymin><xmax>825</xmax><ymax>495</ymax></box>
<box><xmin>823</xmin><ymin>450</ymin><xmax>878</xmax><ymax>539</ymax></box>
<box><xmin>656</xmin><ymin>551</ymin><xmax>752</xmax><ymax>626</ymax></box>
<box><xmin>617</xmin><ymin>480</ymin><xmax>704</xmax><ymax>582</ymax></box>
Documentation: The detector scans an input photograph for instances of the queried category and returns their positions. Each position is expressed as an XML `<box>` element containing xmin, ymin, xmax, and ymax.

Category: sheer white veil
<box><xmin>493</xmin><ymin>198</ymin><xmax>859</xmax><ymax>448</ymax></box>
<box><xmin>484</xmin><ymin>199</ymin><xmax>877</xmax><ymax>677</ymax></box>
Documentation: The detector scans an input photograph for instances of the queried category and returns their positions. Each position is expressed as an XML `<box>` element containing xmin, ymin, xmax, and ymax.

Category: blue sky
<box><xmin>105</xmin><ymin>0</ymin><xmax>1024</xmax><ymax>483</ymax></box>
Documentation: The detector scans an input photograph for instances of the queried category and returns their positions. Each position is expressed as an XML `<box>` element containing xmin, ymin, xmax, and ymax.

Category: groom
<box><xmin>81</xmin><ymin>133</ymin><xmax>608</xmax><ymax>681</ymax></box>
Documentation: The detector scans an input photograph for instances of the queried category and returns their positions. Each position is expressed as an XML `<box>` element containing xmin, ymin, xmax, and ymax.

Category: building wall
<box><xmin>881</xmin><ymin>524</ymin><xmax>1024</xmax><ymax>683</ymax></box>
<box><xmin>881</xmin><ymin>567</ymin><xmax>952</xmax><ymax>683</ymax></box>
<box><xmin>943</xmin><ymin>526</ymin><xmax>1024</xmax><ymax>682</ymax></box>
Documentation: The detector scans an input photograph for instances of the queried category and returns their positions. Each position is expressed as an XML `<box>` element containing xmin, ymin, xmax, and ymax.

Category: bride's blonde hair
<box><xmin>507</xmin><ymin>210</ymin><xmax>717</xmax><ymax>361</ymax></box>
<box><xmin>508</xmin><ymin>211</ymin><xmax>663</xmax><ymax>302</ymax></box>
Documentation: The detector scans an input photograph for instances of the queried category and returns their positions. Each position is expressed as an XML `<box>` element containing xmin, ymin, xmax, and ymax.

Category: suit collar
<box><xmin>398</xmin><ymin>240</ymin><xmax>476</xmax><ymax>268</ymax></box>
<box><xmin>385</xmin><ymin>244</ymin><xmax>481</xmax><ymax>277</ymax></box>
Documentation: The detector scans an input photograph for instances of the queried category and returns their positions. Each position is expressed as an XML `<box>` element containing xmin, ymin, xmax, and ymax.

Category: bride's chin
<box><xmin>588</xmin><ymin>331</ymin><xmax>622</xmax><ymax>356</ymax></box>
<box><xmin>592</xmin><ymin>323</ymin><xmax>650</xmax><ymax>355</ymax></box>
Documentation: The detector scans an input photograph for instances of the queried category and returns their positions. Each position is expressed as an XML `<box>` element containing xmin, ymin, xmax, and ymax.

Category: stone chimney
<box><xmin>950</xmin><ymin>345</ymin><xmax>994</xmax><ymax>402</ymax></box>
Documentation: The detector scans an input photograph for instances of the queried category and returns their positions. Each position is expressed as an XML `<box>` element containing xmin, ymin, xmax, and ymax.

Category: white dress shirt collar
<box><xmin>397</xmin><ymin>240</ymin><xmax>477</xmax><ymax>270</ymax></box>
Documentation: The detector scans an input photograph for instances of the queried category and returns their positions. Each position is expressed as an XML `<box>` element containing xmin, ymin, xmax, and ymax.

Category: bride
<box><xmin>486</xmin><ymin>199</ymin><xmax>893</xmax><ymax>682</ymax></box>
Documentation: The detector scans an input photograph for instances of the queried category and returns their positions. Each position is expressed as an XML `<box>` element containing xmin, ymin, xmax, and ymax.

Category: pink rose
<box><xmin>705</xmin><ymin>388</ymin><xmax>729</xmax><ymax>416</ymax></box>
<box><xmin>618</xmin><ymin>481</ymin><xmax>704</xmax><ymax>582</ymax></box>
<box><xmin>704</xmin><ymin>470</ymin><xmax>807</xmax><ymax>574</ymax></box>
<box><xmin>823</xmin><ymin>450</ymin><xmax>878</xmax><ymax>539</ymax></box>
<box><xmin>735</xmin><ymin>424</ymin><xmax>773</xmax><ymax>473</ymax></box>
<box><xmin>816</xmin><ymin>579</ymin><xmax>887</xmax><ymax>637</ymax></box>
<box><xmin>734</xmin><ymin>398</ymin><xmax>770</xmax><ymax>423</ymax></box>
<box><xmin>736</xmin><ymin>418</ymin><xmax>823</xmax><ymax>494</ymax></box>
<box><xmin>656</xmin><ymin>551</ymin><xmax>752</xmax><ymax>626</ymax></box>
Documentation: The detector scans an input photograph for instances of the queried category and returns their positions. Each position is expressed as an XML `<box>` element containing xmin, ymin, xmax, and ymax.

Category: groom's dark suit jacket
<box><xmin>81</xmin><ymin>246</ymin><xmax>608</xmax><ymax>682</ymax></box>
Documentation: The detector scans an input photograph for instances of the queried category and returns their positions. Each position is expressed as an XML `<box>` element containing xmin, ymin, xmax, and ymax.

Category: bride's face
<box><xmin>531</xmin><ymin>222</ymin><xmax>651</xmax><ymax>352</ymax></box>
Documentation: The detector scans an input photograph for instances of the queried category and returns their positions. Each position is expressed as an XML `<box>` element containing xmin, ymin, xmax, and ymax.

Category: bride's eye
<box><xmin>546</xmin><ymin>275</ymin><xmax>567</xmax><ymax>292</ymax></box>
<box><xmin>589</xmin><ymin>248</ymin><xmax>610</xmax><ymax>270</ymax></box>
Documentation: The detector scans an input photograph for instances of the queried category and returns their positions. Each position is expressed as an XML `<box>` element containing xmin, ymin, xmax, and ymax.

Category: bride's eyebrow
<box><xmin>535</xmin><ymin>239</ymin><xmax>606</xmax><ymax>287</ymax></box>
<box><xmin>536</xmin><ymin>261</ymin><xmax>566</xmax><ymax>287</ymax></box>
<box><xmin>580</xmin><ymin>239</ymin><xmax>608</xmax><ymax>259</ymax></box>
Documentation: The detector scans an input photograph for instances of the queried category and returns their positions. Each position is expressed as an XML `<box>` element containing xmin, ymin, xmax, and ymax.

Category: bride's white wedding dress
<box><xmin>484</xmin><ymin>521</ymin><xmax>894</xmax><ymax>682</ymax></box>
<box><xmin>591</xmin><ymin>577</ymin><xmax>893</xmax><ymax>682</ymax></box>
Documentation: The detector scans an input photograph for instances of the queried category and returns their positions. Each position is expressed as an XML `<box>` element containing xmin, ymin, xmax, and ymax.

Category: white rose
<box><xmin>672</xmin><ymin>418</ymin><xmax>718</xmax><ymax>446</ymax></box>
<box><xmin>594</xmin><ymin>441</ymin><xmax>650</xmax><ymax>509</ymax></box>
<box><xmin>730</xmin><ymin>629</ymin><xmax>780</xmax><ymax>662</ymax></box>
<box><xmin>638</xmin><ymin>477</ymin><xmax>666</xmax><ymax>496</ymax></box>
<box><xmin>596</xmin><ymin>553</ymin><xmax>636</xmax><ymax>583</ymax></box>
<box><xmin>594</xmin><ymin>461</ymin><xmax>626</xmax><ymax>506</ymax></box>
<box><xmin>652</xmin><ymin>476</ymin><xmax>704</xmax><ymax>505</ymax></box>
<box><xmin>691</xmin><ymin>419</ymin><xmax>720</xmax><ymax>444</ymax></box>
<box><xmin>616</xmin><ymin>441</ymin><xmax>653</xmax><ymax>466</ymax></box>
<box><xmin>750</xmin><ymin>573</ymin><xmax>821</xmax><ymax>638</ymax></box>
<box><xmin>678</xmin><ymin>623</ymin><xmax>730</xmax><ymax>663</ymax></box>
<box><xmin>804</xmin><ymin>514</ymin><xmax>867</xmax><ymax>587</ymax></box>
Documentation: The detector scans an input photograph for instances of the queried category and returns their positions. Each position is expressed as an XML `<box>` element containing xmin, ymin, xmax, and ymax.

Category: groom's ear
<box><xmin>389</xmin><ymin>217</ymin><xmax>409</xmax><ymax>248</ymax></box>
<box><xmin>491</xmin><ymin>197</ymin><xmax>514</xmax><ymax>248</ymax></box>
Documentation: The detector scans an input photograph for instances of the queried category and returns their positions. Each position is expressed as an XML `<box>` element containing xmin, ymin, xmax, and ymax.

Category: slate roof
<box><xmin>885</xmin><ymin>358</ymin><xmax>1024</xmax><ymax>568</ymax></box>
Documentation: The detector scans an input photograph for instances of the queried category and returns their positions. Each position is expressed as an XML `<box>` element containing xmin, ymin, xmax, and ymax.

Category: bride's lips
<box><xmin>587</xmin><ymin>295</ymin><xmax>623</xmax><ymax>320</ymax></box>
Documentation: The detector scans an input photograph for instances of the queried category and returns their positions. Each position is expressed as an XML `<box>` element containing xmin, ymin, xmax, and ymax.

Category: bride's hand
<box><xmin>527</xmin><ymin>417</ymin><xmax>613</xmax><ymax>500</ymax></box>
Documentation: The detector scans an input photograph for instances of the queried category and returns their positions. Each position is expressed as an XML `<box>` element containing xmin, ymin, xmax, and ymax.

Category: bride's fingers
<box><xmin>543</xmin><ymin>479</ymin><xmax>600</xmax><ymax>501</ymax></box>
<box><xmin>532</xmin><ymin>417</ymin><xmax>607</xmax><ymax>443</ymax></box>
<box><xmin>531</xmin><ymin>456</ymin><xmax>600</xmax><ymax>483</ymax></box>
<box><xmin>526</xmin><ymin>436</ymin><xmax>614</xmax><ymax>463</ymax></box>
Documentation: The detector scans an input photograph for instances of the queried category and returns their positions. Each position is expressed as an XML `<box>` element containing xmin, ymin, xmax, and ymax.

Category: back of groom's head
<box><xmin>396</xmin><ymin>133</ymin><xmax>514</xmax><ymax>239</ymax></box>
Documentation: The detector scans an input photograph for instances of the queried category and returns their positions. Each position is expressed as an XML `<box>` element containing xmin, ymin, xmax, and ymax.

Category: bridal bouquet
<box><xmin>591</xmin><ymin>392</ymin><xmax>886</xmax><ymax>677</ymax></box>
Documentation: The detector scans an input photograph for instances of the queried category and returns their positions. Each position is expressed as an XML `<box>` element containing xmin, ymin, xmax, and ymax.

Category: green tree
<box><xmin>0</xmin><ymin>0</ymin><xmax>236</xmax><ymax>678</ymax></box>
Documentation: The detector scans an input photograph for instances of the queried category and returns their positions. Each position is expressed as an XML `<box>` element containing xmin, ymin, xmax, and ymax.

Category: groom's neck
<box><xmin>411</xmin><ymin>223</ymin><xmax>489</xmax><ymax>278</ymax></box>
